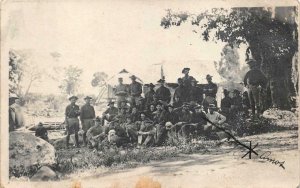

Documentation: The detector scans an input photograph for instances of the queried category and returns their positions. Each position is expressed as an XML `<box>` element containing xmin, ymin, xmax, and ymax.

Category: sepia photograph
<box><xmin>1</xmin><ymin>0</ymin><xmax>299</xmax><ymax>187</ymax></box>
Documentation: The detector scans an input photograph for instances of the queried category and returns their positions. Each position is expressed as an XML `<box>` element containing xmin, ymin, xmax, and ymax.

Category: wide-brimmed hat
<box><xmin>69</xmin><ymin>96</ymin><xmax>78</xmax><ymax>101</ymax></box>
<box><xmin>157</xmin><ymin>79</ymin><xmax>165</xmax><ymax>83</ymax></box>
<box><xmin>149</xmin><ymin>83</ymin><xmax>155</xmax><ymax>88</ymax></box>
<box><xmin>130</xmin><ymin>75</ymin><xmax>137</xmax><ymax>79</ymax></box>
<box><xmin>84</xmin><ymin>96</ymin><xmax>92</xmax><ymax>100</ymax></box>
<box><xmin>37</xmin><ymin>122</ymin><xmax>43</xmax><ymax>126</ymax></box>
<box><xmin>206</xmin><ymin>74</ymin><xmax>213</xmax><ymax>79</ymax></box>
<box><xmin>182</xmin><ymin>67</ymin><xmax>190</xmax><ymax>73</ymax></box>
<box><xmin>118</xmin><ymin>77</ymin><xmax>123</xmax><ymax>80</ymax></box>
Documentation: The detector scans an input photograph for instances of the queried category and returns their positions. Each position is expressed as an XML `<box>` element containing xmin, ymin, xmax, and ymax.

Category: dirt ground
<box><xmin>72</xmin><ymin>130</ymin><xmax>299</xmax><ymax>188</ymax></box>
<box><xmin>11</xmin><ymin>130</ymin><xmax>297</xmax><ymax>188</ymax></box>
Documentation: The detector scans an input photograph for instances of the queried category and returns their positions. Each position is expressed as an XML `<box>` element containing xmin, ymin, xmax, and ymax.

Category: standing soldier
<box><xmin>243</xmin><ymin>59</ymin><xmax>267</xmax><ymax>116</ymax></box>
<box><xmin>203</xmin><ymin>74</ymin><xmax>218</xmax><ymax>112</ymax></box>
<box><xmin>115</xmin><ymin>77</ymin><xmax>128</xmax><ymax>108</ymax></box>
<box><xmin>173</xmin><ymin>78</ymin><xmax>187</xmax><ymax>106</ymax></box>
<box><xmin>155</xmin><ymin>79</ymin><xmax>171</xmax><ymax>104</ymax></box>
<box><xmin>80</xmin><ymin>96</ymin><xmax>96</xmax><ymax>146</ymax></box>
<box><xmin>129</xmin><ymin>75</ymin><xmax>143</xmax><ymax>106</ymax></box>
<box><xmin>220</xmin><ymin>89</ymin><xmax>232</xmax><ymax>117</ymax></box>
<box><xmin>189</xmin><ymin>78</ymin><xmax>203</xmax><ymax>104</ymax></box>
<box><xmin>181</xmin><ymin>67</ymin><xmax>194</xmax><ymax>90</ymax></box>
<box><xmin>65</xmin><ymin>96</ymin><xmax>80</xmax><ymax>148</ymax></box>
<box><xmin>144</xmin><ymin>83</ymin><xmax>156</xmax><ymax>110</ymax></box>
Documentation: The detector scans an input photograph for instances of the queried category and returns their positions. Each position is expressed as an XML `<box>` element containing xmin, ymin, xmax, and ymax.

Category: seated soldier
<box><xmin>146</xmin><ymin>104</ymin><xmax>156</xmax><ymax>121</ymax></box>
<box><xmin>113</xmin><ymin>106</ymin><xmax>128</xmax><ymax>124</ymax></box>
<box><xmin>86</xmin><ymin>116</ymin><xmax>107</xmax><ymax>149</ymax></box>
<box><xmin>231</xmin><ymin>89</ymin><xmax>243</xmax><ymax>113</ymax></box>
<box><xmin>130</xmin><ymin>106</ymin><xmax>141</xmax><ymax>123</ymax></box>
<box><xmin>102</xmin><ymin>101</ymin><xmax>118</xmax><ymax>125</ymax></box>
<box><xmin>137</xmin><ymin>113</ymin><xmax>156</xmax><ymax>148</ymax></box>
<box><xmin>204</xmin><ymin>104</ymin><xmax>233</xmax><ymax>140</ymax></box>
<box><xmin>120</xmin><ymin>116</ymin><xmax>139</xmax><ymax>143</ymax></box>
<box><xmin>35</xmin><ymin>122</ymin><xmax>49</xmax><ymax>142</ymax></box>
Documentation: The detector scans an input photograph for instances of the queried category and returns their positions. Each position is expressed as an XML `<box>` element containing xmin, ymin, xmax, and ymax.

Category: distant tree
<box><xmin>214</xmin><ymin>44</ymin><xmax>242</xmax><ymax>82</ymax></box>
<box><xmin>58</xmin><ymin>66</ymin><xmax>83</xmax><ymax>96</ymax></box>
<box><xmin>161</xmin><ymin>7</ymin><xmax>298</xmax><ymax>109</ymax></box>
<box><xmin>9</xmin><ymin>50</ymin><xmax>42</xmax><ymax>100</ymax></box>
<box><xmin>91</xmin><ymin>72</ymin><xmax>108</xmax><ymax>87</ymax></box>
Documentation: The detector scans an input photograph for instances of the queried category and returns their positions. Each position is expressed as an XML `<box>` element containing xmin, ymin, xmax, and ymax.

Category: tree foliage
<box><xmin>58</xmin><ymin>66</ymin><xmax>83</xmax><ymax>96</ymax></box>
<box><xmin>161</xmin><ymin>7</ymin><xmax>298</xmax><ymax>109</ymax></box>
<box><xmin>214</xmin><ymin>44</ymin><xmax>243</xmax><ymax>82</ymax></box>
<box><xmin>9</xmin><ymin>50</ymin><xmax>42</xmax><ymax>98</ymax></box>
<box><xmin>91</xmin><ymin>72</ymin><xmax>108</xmax><ymax>87</ymax></box>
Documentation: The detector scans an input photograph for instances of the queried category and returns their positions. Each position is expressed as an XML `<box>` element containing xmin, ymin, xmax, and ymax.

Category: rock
<box><xmin>30</xmin><ymin>166</ymin><xmax>57</xmax><ymax>181</ymax></box>
<box><xmin>262</xmin><ymin>108</ymin><xmax>297</xmax><ymax>127</ymax></box>
<box><xmin>9</xmin><ymin>132</ymin><xmax>56</xmax><ymax>176</ymax></box>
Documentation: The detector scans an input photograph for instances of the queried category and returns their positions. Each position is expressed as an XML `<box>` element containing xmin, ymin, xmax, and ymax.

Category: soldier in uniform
<box><xmin>203</xmin><ymin>74</ymin><xmax>218</xmax><ymax>112</ymax></box>
<box><xmin>220</xmin><ymin>89</ymin><xmax>232</xmax><ymax>117</ymax></box>
<box><xmin>130</xmin><ymin>106</ymin><xmax>141</xmax><ymax>122</ymax></box>
<box><xmin>144</xmin><ymin>83</ymin><xmax>156</xmax><ymax>110</ymax></box>
<box><xmin>231</xmin><ymin>89</ymin><xmax>243</xmax><ymax>113</ymax></box>
<box><xmin>137</xmin><ymin>113</ymin><xmax>156</xmax><ymax>147</ymax></box>
<box><xmin>80</xmin><ymin>96</ymin><xmax>96</xmax><ymax>146</ymax></box>
<box><xmin>129</xmin><ymin>75</ymin><xmax>143</xmax><ymax>106</ymax></box>
<box><xmin>114</xmin><ymin>106</ymin><xmax>128</xmax><ymax>125</ymax></box>
<box><xmin>86</xmin><ymin>117</ymin><xmax>106</xmax><ymax>149</ymax></box>
<box><xmin>146</xmin><ymin>104</ymin><xmax>156</xmax><ymax>121</ymax></box>
<box><xmin>65</xmin><ymin>96</ymin><xmax>80</xmax><ymax>148</ymax></box>
<box><xmin>155</xmin><ymin>79</ymin><xmax>171</xmax><ymax>104</ymax></box>
<box><xmin>181</xmin><ymin>67</ymin><xmax>194</xmax><ymax>90</ymax></box>
<box><xmin>189</xmin><ymin>78</ymin><xmax>203</xmax><ymax>104</ymax></box>
<box><xmin>244</xmin><ymin>59</ymin><xmax>267</xmax><ymax>115</ymax></box>
<box><xmin>102</xmin><ymin>101</ymin><xmax>118</xmax><ymax>125</ymax></box>
<box><xmin>114</xmin><ymin>77</ymin><xmax>128</xmax><ymax>108</ymax></box>
<box><xmin>173</xmin><ymin>78</ymin><xmax>187</xmax><ymax>107</ymax></box>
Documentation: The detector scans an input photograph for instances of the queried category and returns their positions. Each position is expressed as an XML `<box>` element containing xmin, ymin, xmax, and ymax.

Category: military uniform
<box><xmin>173</xmin><ymin>84</ymin><xmax>187</xmax><ymax>106</ymax></box>
<box><xmin>155</xmin><ymin>85</ymin><xmax>171</xmax><ymax>103</ymax></box>
<box><xmin>189</xmin><ymin>85</ymin><xmax>203</xmax><ymax>104</ymax></box>
<box><xmin>244</xmin><ymin>66</ymin><xmax>267</xmax><ymax>115</ymax></box>
<box><xmin>80</xmin><ymin>99</ymin><xmax>96</xmax><ymax>146</ymax></box>
<box><xmin>65</xmin><ymin>98</ymin><xmax>80</xmax><ymax>147</ymax></box>
<box><xmin>203</xmin><ymin>81</ymin><xmax>218</xmax><ymax>112</ymax></box>
<box><xmin>144</xmin><ymin>86</ymin><xmax>155</xmax><ymax>110</ymax></box>
<box><xmin>129</xmin><ymin>79</ymin><xmax>143</xmax><ymax>106</ymax></box>
<box><xmin>221</xmin><ymin>96</ymin><xmax>232</xmax><ymax>116</ymax></box>
<box><xmin>115</xmin><ymin>83</ymin><xmax>128</xmax><ymax>108</ymax></box>
<box><xmin>102</xmin><ymin>105</ymin><xmax>119</xmax><ymax>124</ymax></box>
<box><xmin>137</xmin><ymin>119</ymin><xmax>156</xmax><ymax>147</ymax></box>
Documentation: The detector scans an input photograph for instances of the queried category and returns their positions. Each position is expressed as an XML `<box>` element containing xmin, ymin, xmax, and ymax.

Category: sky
<box><xmin>2</xmin><ymin>1</ymin><xmax>248</xmax><ymax>95</ymax></box>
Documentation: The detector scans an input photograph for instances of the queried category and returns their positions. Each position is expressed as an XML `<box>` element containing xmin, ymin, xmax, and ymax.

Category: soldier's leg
<box><xmin>248</xmin><ymin>87</ymin><xmax>256</xmax><ymax>115</ymax></box>
<box><xmin>143</xmin><ymin>135</ymin><xmax>154</xmax><ymax>146</ymax></box>
<box><xmin>252</xmin><ymin>86</ymin><xmax>260</xmax><ymax>115</ymax></box>
<box><xmin>155</xmin><ymin>124</ymin><xmax>166</xmax><ymax>146</ymax></box>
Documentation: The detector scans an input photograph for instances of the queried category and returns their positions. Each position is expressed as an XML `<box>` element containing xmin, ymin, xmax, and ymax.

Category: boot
<box><xmin>75</xmin><ymin>133</ymin><xmax>80</xmax><ymax>148</ymax></box>
<box><xmin>83</xmin><ymin>132</ymin><xmax>87</xmax><ymax>147</ymax></box>
<box><xmin>66</xmin><ymin>134</ymin><xmax>70</xmax><ymax>148</ymax></box>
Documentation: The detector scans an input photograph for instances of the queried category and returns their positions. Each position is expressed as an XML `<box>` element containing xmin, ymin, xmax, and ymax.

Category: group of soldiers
<box><xmin>62</xmin><ymin>59</ymin><xmax>267</xmax><ymax>149</ymax></box>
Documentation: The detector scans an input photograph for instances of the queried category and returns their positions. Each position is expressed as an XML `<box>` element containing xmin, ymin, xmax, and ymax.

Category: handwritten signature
<box><xmin>259</xmin><ymin>151</ymin><xmax>285</xmax><ymax>170</ymax></box>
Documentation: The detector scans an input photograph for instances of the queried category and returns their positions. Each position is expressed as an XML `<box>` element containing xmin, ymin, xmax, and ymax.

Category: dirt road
<box><xmin>8</xmin><ymin>130</ymin><xmax>298</xmax><ymax>188</ymax></box>
<box><xmin>74</xmin><ymin>130</ymin><xmax>299</xmax><ymax>188</ymax></box>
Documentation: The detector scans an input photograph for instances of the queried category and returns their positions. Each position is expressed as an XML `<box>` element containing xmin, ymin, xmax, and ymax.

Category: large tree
<box><xmin>161</xmin><ymin>7</ymin><xmax>298</xmax><ymax>109</ymax></box>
